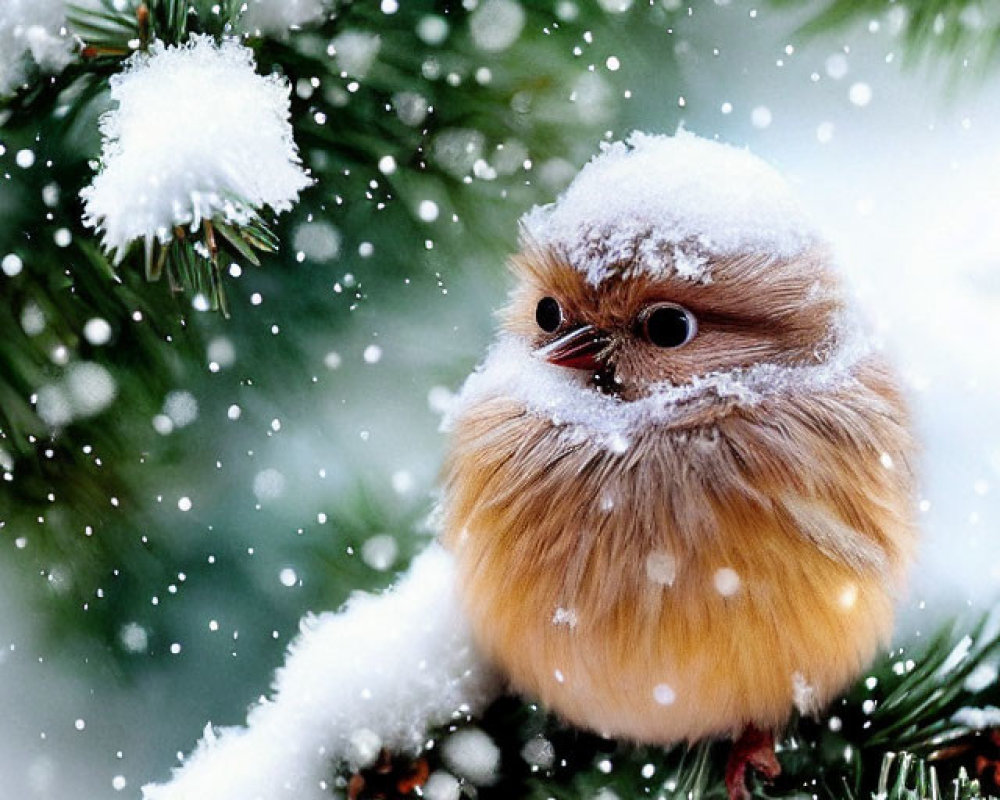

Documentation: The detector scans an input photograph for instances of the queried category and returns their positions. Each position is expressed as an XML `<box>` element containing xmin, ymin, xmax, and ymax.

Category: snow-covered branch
<box><xmin>81</xmin><ymin>35</ymin><xmax>311</xmax><ymax>262</ymax></box>
<box><xmin>142</xmin><ymin>544</ymin><xmax>499</xmax><ymax>800</ymax></box>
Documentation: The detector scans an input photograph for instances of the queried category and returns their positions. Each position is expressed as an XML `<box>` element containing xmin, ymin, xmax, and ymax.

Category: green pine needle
<box><xmin>770</xmin><ymin>0</ymin><xmax>1000</xmax><ymax>79</ymax></box>
<box><xmin>333</xmin><ymin>611</ymin><xmax>1000</xmax><ymax>800</ymax></box>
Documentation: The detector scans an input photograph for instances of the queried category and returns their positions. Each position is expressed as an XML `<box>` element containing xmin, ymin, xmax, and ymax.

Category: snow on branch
<box><xmin>81</xmin><ymin>34</ymin><xmax>312</xmax><ymax>262</ymax></box>
<box><xmin>142</xmin><ymin>544</ymin><xmax>499</xmax><ymax>800</ymax></box>
<box><xmin>0</xmin><ymin>0</ymin><xmax>76</xmax><ymax>96</ymax></box>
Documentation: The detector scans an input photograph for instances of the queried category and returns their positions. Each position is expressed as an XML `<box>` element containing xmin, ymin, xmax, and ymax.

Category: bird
<box><xmin>438</xmin><ymin>131</ymin><xmax>918</xmax><ymax>799</ymax></box>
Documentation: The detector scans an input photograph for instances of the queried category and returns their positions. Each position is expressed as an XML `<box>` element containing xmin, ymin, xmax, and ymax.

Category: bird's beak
<box><xmin>535</xmin><ymin>325</ymin><xmax>613</xmax><ymax>372</ymax></box>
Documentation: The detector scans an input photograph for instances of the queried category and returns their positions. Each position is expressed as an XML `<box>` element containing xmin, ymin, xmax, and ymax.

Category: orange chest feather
<box><xmin>441</xmin><ymin>386</ymin><xmax>917</xmax><ymax>743</ymax></box>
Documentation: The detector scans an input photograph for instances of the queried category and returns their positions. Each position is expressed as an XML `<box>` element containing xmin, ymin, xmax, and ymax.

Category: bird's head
<box><xmin>503</xmin><ymin>243</ymin><xmax>843</xmax><ymax>402</ymax></box>
<box><xmin>498</xmin><ymin>131</ymin><xmax>849</xmax><ymax>403</ymax></box>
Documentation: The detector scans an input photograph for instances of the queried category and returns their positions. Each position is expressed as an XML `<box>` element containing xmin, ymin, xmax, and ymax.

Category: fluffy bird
<box><xmin>440</xmin><ymin>132</ymin><xmax>918</xmax><ymax>799</ymax></box>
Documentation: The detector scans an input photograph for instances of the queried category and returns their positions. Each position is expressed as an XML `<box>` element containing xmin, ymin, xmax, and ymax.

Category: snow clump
<box><xmin>441</xmin><ymin>727</ymin><xmax>502</xmax><ymax>786</ymax></box>
<box><xmin>469</xmin><ymin>0</ymin><xmax>525</xmax><ymax>52</ymax></box>
<box><xmin>36</xmin><ymin>362</ymin><xmax>117</xmax><ymax>427</ymax></box>
<box><xmin>141</xmin><ymin>544</ymin><xmax>499</xmax><ymax>800</ymax></box>
<box><xmin>952</xmin><ymin>706</ymin><xmax>1000</xmax><ymax>730</ymax></box>
<box><xmin>81</xmin><ymin>35</ymin><xmax>311</xmax><ymax>262</ymax></box>
<box><xmin>521</xmin><ymin>130</ymin><xmax>818</xmax><ymax>286</ymax></box>
<box><xmin>445</xmin><ymin>332</ymin><xmax>867</xmax><ymax>451</ymax></box>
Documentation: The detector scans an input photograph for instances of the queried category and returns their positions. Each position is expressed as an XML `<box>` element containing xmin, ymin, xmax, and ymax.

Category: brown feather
<box><xmin>441</xmin><ymin>244</ymin><xmax>918</xmax><ymax>745</ymax></box>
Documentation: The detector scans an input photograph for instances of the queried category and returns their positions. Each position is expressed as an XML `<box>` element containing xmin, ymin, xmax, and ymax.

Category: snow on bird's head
<box><xmin>520</xmin><ymin>131</ymin><xmax>820</xmax><ymax>286</ymax></box>
<box><xmin>80</xmin><ymin>35</ymin><xmax>312</xmax><ymax>260</ymax></box>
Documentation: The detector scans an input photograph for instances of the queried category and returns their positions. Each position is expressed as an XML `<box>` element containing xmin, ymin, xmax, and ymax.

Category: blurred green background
<box><xmin>1</xmin><ymin>1</ymin><xmax>1000</xmax><ymax>797</ymax></box>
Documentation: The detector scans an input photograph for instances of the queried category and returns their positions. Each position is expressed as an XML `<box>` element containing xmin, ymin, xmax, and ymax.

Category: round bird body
<box><xmin>440</xmin><ymin>132</ymin><xmax>917</xmax><ymax>793</ymax></box>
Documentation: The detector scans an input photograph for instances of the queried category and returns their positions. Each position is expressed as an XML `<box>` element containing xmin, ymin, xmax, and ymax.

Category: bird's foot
<box><xmin>725</xmin><ymin>726</ymin><xmax>781</xmax><ymax>800</ymax></box>
<box><xmin>346</xmin><ymin>749</ymin><xmax>430</xmax><ymax>800</ymax></box>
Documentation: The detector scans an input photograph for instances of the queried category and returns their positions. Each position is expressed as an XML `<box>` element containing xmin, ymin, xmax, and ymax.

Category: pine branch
<box><xmin>770</xmin><ymin>0</ymin><xmax>1000</xmax><ymax>78</ymax></box>
<box><xmin>0</xmin><ymin>0</ymin><xmax>660</xmax><ymax>658</ymax></box>
<box><xmin>333</xmin><ymin>611</ymin><xmax>1000</xmax><ymax>800</ymax></box>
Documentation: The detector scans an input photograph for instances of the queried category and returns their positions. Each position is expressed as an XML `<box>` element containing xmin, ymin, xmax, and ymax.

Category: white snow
<box><xmin>393</xmin><ymin>91</ymin><xmax>429</xmax><ymax>127</ymax></box>
<box><xmin>361</xmin><ymin>534</ymin><xmax>398</xmax><ymax>572</ymax></box>
<box><xmin>520</xmin><ymin>737</ymin><xmax>556</xmax><ymax>769</ymax></box>
<box><xmin>0</xmin><ymin>0</ymin><xmax>75</xmax><ymax>97</ymax></box>
<box><xmin>520</xmin><ymin>131</ymin><xmax>819</xmax><ymax>286</ymax></box>
<box><xmin>441</xmin><ymin>728</ymin><xmax>501</xmax><ymax>786</ymax></box>
<box><xmin>838</xmin><ymin>583</ymin><xmax>859</xmax><ymax>610</ymax></box>
<box><xmin>418</xmin><ymin>199</ymin><xmax>441</xmax><ymax>222</ymax></box>
<box><xmin>468</xmin><ymin>0</ymin><xmax>525</xmax><ymax>52</ymax></box>
<box><xmin>292</xmin><ymin>220</ymin><xmax>341</xmax><ymax>262</ymax></box>
<box><xmin>16</xmin><ymin>148</ymin><xmax>36</xmax><ymax>169</ymax></box>
<box><xmin>81</xmin><ymin>35</ymin><xmax>311</xmax><ymax>262</ymax></box>
<box><xmin>21</xmin><ymin>302</ymin><xmax>46</xmax><ymax>336</ymax></box>
<box><xmin>35</xmin><ymin>384</ymin><xmax>73</xmax><ymax>427</ymax></box>
<box><xmin>391</xmin><ymin>470</ymin><xmax>415</xmax><ymax>495</ymax></box>
<box><xmin>713</xmin><ymin>567</ymin><xmax>741</xmax><ymax>597</ymax></box>
<box><xmin>141</xmin><ymin>544</ymin><xmax>498</xmax><ymax>800</ymax></box>
<box><xmin>206</xmin><ymin>337</ymin><xmax>236</xmax><ymax>369</ymax></box>
<box><xmin>849</xmin><ymin>82</ymin><xmax>873</xmax><ymax>107</ymax></box>
<box><xmin>445</xmin><ymin>329</ymin><xmax>866</xmax><ymax>451</ymax></box>
<box><xmin>964</xmin><ymin>663</ymin><xmax>999</xmax><ymax>693</ymax></box>
<box><xmin>416</xmin><ymin>16</ymin><xmax>449</xmax><ymax>46</ymax></box>
<box><xmin>952</xmin><ymin>706</ymin><xmax>1000</xmax><ymax>730</ymax></box>
<box><xmin>345</xmin><ymin>728</ymin><xmax>381</xmax><ymax>770</ymax></box>
<box><xmin>645</xmin><ymin>552</ymin><xmax>678</xmax><ymax>586</ymax></box>
<box><xmin>791</xmin><ymin>672</ymin><xmax>820</xmax><ymax>716</ymax></box>
<box><xmin>252</xmin><ymin>468</ymin><xmax>286</xmax><ymax>502</ymax></box>
<box><xmin>36</xmin><ymin>362</ymin><xmax>117</xmax><ymax>427</ymax></box>
<box><xmin>65</xmin><ymin>362</ymin><xmax>117</xmax><ymax>416</ymax></box>
<box><xmin>331</xmin><ymin>30</ymin><xmax>382</xmax><ymax>79</ymax></box>
<box><xmin>652</xmin><ymin>683</ymin><xmax>676</xmax><ymax>706</ymax></box>
<box><xmin>552</xmin><ymin>607</ymin><xmax>579</xmax><ymax>628</ymax></box>
<box><xmin>2</xmin><ymin>254</ymin><xmax>23</xmax><ymax>276</ymax></box>
<box><xmin>83</xmin><ymin>317</ymin><xmax>112</xmax><ymax>346</ymax></box>
<box><xmin>163</xmin><ymin>391</ymin><xmax>198</xmax><ymax>427</ymax></box>
<box><xmin>598</xmin><ymin>0</ymin><xmax>633</xmax><ymax>12</ymax></box>
<box><xmin>423</xmin><ymin>771</ymin><xmax>461</xmax><ymax>800</ymax></box>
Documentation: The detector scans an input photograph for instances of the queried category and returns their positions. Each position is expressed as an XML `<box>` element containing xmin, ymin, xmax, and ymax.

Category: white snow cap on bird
<box><xmin>81</xmin><ymin>34</ymin><xmax>312</xmax><ymax>261</ymax></box>
<box><xmin>520</xmin><ymin>130</ymin><xmax>820</xmax><ymax>286</ymax></box>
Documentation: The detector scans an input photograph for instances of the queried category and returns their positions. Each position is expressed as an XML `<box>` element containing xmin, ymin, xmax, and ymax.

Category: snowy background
<box><xmin>1</xmin><ymin>1</ymin><xmax>999</xmax><ymax>797</ymax></box>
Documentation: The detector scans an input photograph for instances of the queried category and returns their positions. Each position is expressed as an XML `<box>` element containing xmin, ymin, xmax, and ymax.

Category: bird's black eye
<box><xmin>535</xmin><ymin>296</ymin><xmax>562</xmax><ymax>333</ymax></box>
<box><xmin>638</xmin><ymin>303</ymin><xmax>697</xmax><ymax>348</ymax></box>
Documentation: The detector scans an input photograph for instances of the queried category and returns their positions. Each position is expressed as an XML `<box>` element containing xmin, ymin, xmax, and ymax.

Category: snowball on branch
<box><xmin>0</xmin><ymin>0</ymin><xmax>76</xmax><ymax>96</ymax></box>
<box><xmin>142</xmin><ymin>544</ymin><xmax>499</xmax><ymax>800</ymax></box>
<box><xmin>81</xmin><ymin>35</ymin><xmax>312</xmax><ymax>262</ymax></box>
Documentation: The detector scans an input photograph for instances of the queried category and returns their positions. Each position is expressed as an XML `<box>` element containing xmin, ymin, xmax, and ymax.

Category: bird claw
<box><xmin>725</xmin><ymin>726</ymin><xmax>781</xmax><ymax>800</ymax></box>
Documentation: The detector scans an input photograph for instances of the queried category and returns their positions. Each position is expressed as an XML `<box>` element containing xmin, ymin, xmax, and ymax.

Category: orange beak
<box><xmin>536</xmin><ymin>325</ymin><xmax>613</xmax><ymax>372</ymax></box>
